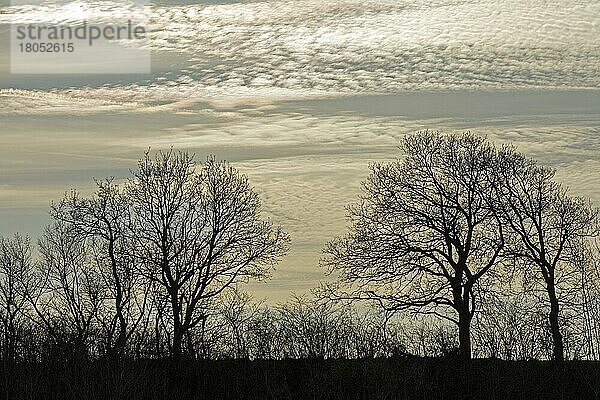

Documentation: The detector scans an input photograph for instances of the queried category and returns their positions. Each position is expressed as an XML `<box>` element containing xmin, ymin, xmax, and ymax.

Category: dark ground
<box><xmin>2</xmin><ymin>357</ymin><xmax>600</xmax><ymax>400</ymax></box>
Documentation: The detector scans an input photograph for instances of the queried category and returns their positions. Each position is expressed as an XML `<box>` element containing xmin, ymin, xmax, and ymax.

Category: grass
<box><xmin>2</xmin><ymin>357</ymin><xmax>600</xmax><ymax>399</ymax></box>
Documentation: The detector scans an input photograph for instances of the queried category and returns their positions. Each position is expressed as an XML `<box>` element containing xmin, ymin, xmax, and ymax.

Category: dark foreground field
<box><xmin>2</xmin><ymin>357</ymin><xmax>600</xmax><ymax>400</ymax></box>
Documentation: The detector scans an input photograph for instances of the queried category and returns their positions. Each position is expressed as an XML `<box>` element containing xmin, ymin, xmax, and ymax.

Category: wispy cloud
<box><xmin>2</xmin><ymin>0</ymin><xmax>599</xmax><ymax>116</ymax></box>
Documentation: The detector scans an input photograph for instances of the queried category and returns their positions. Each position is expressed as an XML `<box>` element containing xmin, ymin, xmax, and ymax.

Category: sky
<box><xmin>0</xmin><ymin>0</ymin><xmax>599</xmax><ymax>302</ymax></box>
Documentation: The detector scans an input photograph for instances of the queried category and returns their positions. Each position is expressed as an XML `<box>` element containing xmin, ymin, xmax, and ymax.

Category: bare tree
<box><xmin>218</xmin><ymin>288</ymin><xmax>263</xmax><ymax>359</ymax></box>
<box><xmin>51</xmin><ymin>179</ymin><xmax>148</xmax><ymax>359</ymax></box>
<box><xmin>275</xmin><ymin>295</ymin><xmax>352</xmax><ymax>359</ymax></box>
<box><xmin>0</xmin><ymin>234</ymin><xmax>34</xmax><ymax>362</ymax></box>
<box><xmin>129</xmin><ymin>150</ymin><xmax>289</xmax><ymax>358</ymax></box>
<box><xmin>472</xmin><ymin>294</ymin><xmax>550</xmax><ymax>360</ymax></box>
<box><xmin>579</xmin><ymin>240</ymin><xmax>600</xmax><ymax>360</ymax></box>
<box><xmin>33</xmin><ymin>222</ymin><xmax>105</xmax><ymax>360</ymax></box>
<box><xmin>322</xmin><ymin>132</ymin><xmax>514</xmax><ymax>359</ymax></box>
<box><xmin>498</xmin><ymin>161</ymin><xmax>599</xmax><ymax>361</ymax></box>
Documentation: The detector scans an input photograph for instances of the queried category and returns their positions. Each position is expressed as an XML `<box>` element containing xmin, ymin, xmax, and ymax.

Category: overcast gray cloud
<box><xmin>0</xmin><ymin>0</ymin><xmax>599</xmax><ymax>301</ymax></box>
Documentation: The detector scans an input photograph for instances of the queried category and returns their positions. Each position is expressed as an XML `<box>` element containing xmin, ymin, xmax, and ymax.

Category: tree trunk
<box><xmin>107</xmin><ymin>323</ymin><xmax>127</xmax><ymax>360</ymax></box>
<box><xmin>172</xmin><ymin>328</ymin><xmax>184</xmax><ymax>358</ymax></box>
<box><xmin>458</xmin><ymin>309</ymin><xmax>472</xmax><ymax>360</ymax></box>
<box><xmin>116</xmin><ymin>323</ymin><xmax>127</xmax><ymax>354</ymax></box>
<box><xmin>453</xmin><ymin>274</ymin><xmax>472</xmax><ymax>360</ymax></box>
<box><xmin>171</xmin><ymin>294</ymin><xmax>184</xmax><ymax>358</ymax></box>
<box><xmin>547</xmin><ymin>282</ymin><xmax>564</xmax><ymax>361</ymax></box>
<box><xmin>108</xmin><ymin>237</ymin><xmax>127</xmax><ymax>359</ymax></box>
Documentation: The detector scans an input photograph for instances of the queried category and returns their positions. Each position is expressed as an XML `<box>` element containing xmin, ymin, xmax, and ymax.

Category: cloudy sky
<box><xmin>0</xmin><ymin>0</ymin><xmax>599</xmax><ymax>301</ymax></box>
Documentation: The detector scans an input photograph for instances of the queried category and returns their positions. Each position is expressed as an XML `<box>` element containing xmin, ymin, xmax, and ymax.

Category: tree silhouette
<box><xmin>50</xmin><ymin>179</ymin><xmax>148</xmax><ymax>359</ymax></box>
<box><xmin>497</xmin><ymin>159</ymin><xmax>599</xmax><ymax>361</ymax></box>
<box><xmin>0</xmin><ymin>234</ymin><xmax>33</xmax><ymax>363</ymax></box>
<box><xmin>35</xmin><ymin>222</ymin><xmax>104</xmax><ymax>360</ymax></box>
<box><xmin>128</xmin><ymin>150</ymin><xmax>289</xmax><ymax>358</ymax></box>
<box><xmin>322</xmin><ymin>131</ymin><xmax>516</xmax><ymax>359</ymax></box>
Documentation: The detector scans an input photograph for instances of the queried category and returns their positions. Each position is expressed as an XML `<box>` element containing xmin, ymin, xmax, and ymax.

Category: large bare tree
<box><xmin>497</xmin><ymin>160</ymin><xmax>598</xmax><ymax>361</ymax></box>
<box><xmin>322</xmin><ymin>131</ymin><xmax>513</xmax><ymax>359</ymax></box>
<box><xmin>129</xmin><ymin>150</ymin><xmax>289</xmax><ymax>358</ymax></box>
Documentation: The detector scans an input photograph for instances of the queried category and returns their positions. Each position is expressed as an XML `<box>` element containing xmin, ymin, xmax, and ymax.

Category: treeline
<box><xmin>0</xmin><ymin>152</ymin><xmax>289</xmax><ymax>362</ymax></box>
<box><xmin>0</xmin><ymin>132</ymin><xmax>599</xmax><ymax>364</ymax></box>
